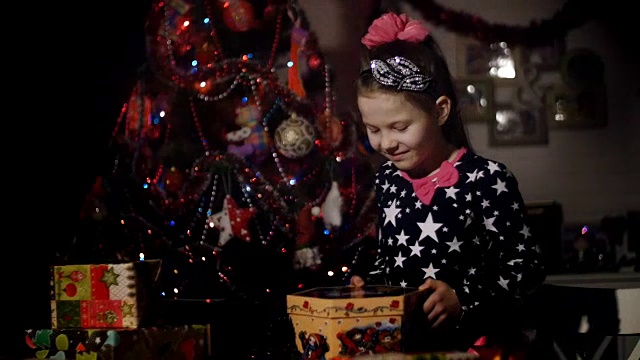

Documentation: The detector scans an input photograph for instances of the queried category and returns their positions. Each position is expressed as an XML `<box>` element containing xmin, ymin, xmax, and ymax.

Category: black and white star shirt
<box><xmin>370</xmin><ymin>148</ymin><xmax>545</xmax><ymax>314</ymax></box>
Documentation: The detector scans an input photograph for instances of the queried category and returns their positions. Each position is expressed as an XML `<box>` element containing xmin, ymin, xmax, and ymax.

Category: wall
<box><xmin>300</xmin><ymin>0</ymin><xmax>639</xmax><ymax>224</ymax></box>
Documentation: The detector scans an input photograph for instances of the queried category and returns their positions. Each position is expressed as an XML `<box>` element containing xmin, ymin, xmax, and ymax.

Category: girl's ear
<box><xmin>435</xmin><ymin>96</ymin><xmax>452</xmax><ymax>126</ymax></box>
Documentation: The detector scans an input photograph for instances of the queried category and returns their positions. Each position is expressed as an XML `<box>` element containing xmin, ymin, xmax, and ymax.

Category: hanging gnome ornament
<box><xmin>320</xmin><ymin>181</ymin><xmax>343</xmax><ymax>229</ymax></box>
<box><xmin>208</xmin><ymin>195</ymin><xmax>256</xmax><ymax>246</ymax></box>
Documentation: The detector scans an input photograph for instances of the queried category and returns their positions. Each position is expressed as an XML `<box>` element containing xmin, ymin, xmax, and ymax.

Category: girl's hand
<box><xmin>419</xmin><ymin>278</ymin><xmax>463</xmax><ymax>328</ymax></box>
<box><xmin>349</xmin><ymin>275</ymin><xmax>365</xmax><ymax>287</ymax></box>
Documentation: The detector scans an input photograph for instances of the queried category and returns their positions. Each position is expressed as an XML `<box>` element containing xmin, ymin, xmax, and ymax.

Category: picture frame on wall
<box><xmin>489</xmin><ymin>105</ymin><xmax>549</xmax><ymax>146</ymax></box>
<box><xmin>544</xmin><ymin>84</ymin><xmax>608</xmax><ymax>128</ymax></box>
<box><xmin>455</xmin><ymin>35</ymin><xmax>519</xmax><ymax>80</ymax></box>
<box><xmin>455</xmin><ymin>78</ymin><xmax>495</xmax><ymax>123</ymax></box>
<box><xmin>519</xmin><ymin>39</ymin><xmax>566</xmax><ymax>72</ymax></box>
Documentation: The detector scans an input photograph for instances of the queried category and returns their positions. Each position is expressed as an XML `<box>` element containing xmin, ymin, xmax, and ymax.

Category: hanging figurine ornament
<box><xmin>320</xmin><ymin>181</ymin><xmax>343</xmax><ymax>229</ymax></box>
<box><xmin>274</xmin><ymin>113</ymin><xmax>316</xmax><ymax>159</ymax></box>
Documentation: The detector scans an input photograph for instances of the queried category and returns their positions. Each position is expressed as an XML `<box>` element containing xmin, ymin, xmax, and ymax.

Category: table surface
<box><xmin>545</xmin><ymin>269</ymin><xmax>640</xmax><ymax>289</ymax></box>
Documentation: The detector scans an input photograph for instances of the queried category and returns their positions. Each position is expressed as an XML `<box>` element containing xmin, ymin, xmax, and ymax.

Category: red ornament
<box><xmin>308</xmin><ymin>54</ymin><xmax>323</xmax><ymax>70</ymax></box>
<box><xmin>222</xmin><ymin>0</ymin><xmax>256</xmax><ymax>32</ymax></box>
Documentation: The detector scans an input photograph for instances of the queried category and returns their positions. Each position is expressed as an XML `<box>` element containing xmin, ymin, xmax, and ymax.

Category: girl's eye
<box><xmin>394</xmin><ymin>126</ymin><xmax>408</xmax><ymax>131</ymax></box>
<box><xmin>366</xmin><ymin>127</ymin><xmax>379</xmax><ymax>133</ymax></box>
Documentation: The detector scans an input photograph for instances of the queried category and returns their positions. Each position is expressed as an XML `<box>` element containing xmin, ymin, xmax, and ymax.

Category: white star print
<box><xmin>415</xmin><ymin>200</ymin><xmax>422</xmax><ymax>209</ymax></box>
<box><xmin>498</xmin><ymin>276</ymin><xmax>510</xmax><ymax>290</ymax></box>
<box><xmin>381</xmin><ymin>181</ymin><xmax>390</xmax><ymax>192</ymax></box>
<box><xmin>519</xmin><ymin>225</ymin><xmax>531</xmax><ymax>239</ymax></box>
<box><xmin>465</xmin><ymin>193</ymin><xmax>472</xmax><ymax>201</ymax></box>
<box><xmin>466</xmin><ymin>169</ymin><xmax>478</xmax><ymax>183</ymax></box>
<box><xmin>422</xmin><ymin>263</ymin><xmax>440</xmax><ymax>279</ymax></box>
<box><xmin>394</xmin><ymin>251</ymin><xmax>406</xmax><ymax>268</ymax></box>
<box><xmin>483</xmin><ymin>216</ymin><xmax>498</xmax><ymax>232</ymax></box>
<box><xmin>516</xmin><ymin>244</ymin><xmax>525</xmax><ymax>252</ymax></box>
<box><xmin>511</xmin><ymin>202</ymin><xmax>520</xmax><ymax>210</ymax></box>
<box><xmin>468</xmin><ymin>267</ymin><xmax>476</xmax><ymax>275</ymax></box>
<box><xmin>445</xmin><ymin>187</ymin><xmax>459</xmax><ymax>199</ymax></box>
<box><xmin>481</xmin><ymin>199</ymin><xmax>490</xmax><ymax>208</ymax></box>
<box><xmin>487</xmin><ymin>161</ymin><xmax>501</xmax><ymax>174</ymax></box>
<box><xmin>400</xmin><ymin>280</ymin><xmax>407</xmax><ymax>288</ymax></box>
<box><xmin>395</xmin><ymin>230</ymin><xmax>410</xmax><ymax>246</ymax></box>
<box><xmin>389</xmin><ymin>184</ymin><xmax>397</xmax><ymax>193</ymax></box>
<box><xmin>383</xmin><ymin>200</ymin><xmax>402</xmax><ymax>227</ymax></box>
<box><xmin>446</xmin><ymin>237</ymin><xmax>463</xmax><ymax>252</ymax></box>
<box><xmin>408</xmin><ymin>241</ymin><xmax>424</xmax><ymax>257</ymax></box>
<box><xmin>492</xmin><ymin>178</ymin><xmax>508</xmax><ymax>195</ymax></box>
<box><xmin>417</xmin><ymin>213</ymin><xmax>442</xmax><ymax>242</ymax></box>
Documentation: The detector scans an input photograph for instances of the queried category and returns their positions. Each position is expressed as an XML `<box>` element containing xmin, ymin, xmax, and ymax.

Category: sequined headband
<box><xmin>365</xmin><ymin>56</ymin><xmax>432</xmax><ymax>92</ymax></box>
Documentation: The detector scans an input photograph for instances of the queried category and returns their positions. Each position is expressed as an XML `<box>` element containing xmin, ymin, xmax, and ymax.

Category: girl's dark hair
<box><xmin>357</xmin><ymin>36</ymin><xmax>471</xmax><ymax>150</ymax></box>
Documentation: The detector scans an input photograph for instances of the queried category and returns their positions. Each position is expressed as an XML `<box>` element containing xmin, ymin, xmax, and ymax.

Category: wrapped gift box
<box><xmin>50</xmin><ymin>260</ymin><xmax>161</xmax><ymax>329</ymax></box>
<box><xmin>286</xmin><ymin>285</ymin><xmax>431</xmax><ymax>359</ymax></box>
<box><xmin>24</xmin><ymin>325</ymin><xmax>209</xmax><ymax>360</ymax></box>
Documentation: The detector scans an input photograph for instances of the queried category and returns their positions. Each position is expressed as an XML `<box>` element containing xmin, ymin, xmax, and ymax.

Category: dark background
<box><xmin>5</xmin><ymin>1</ymin><xmax>153</xmax><ymax>357</ymax></box>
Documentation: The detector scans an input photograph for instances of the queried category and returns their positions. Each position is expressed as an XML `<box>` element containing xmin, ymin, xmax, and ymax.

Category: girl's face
<box><xmin>358</xmin><ymin>91</ymin><xmax>449</xmax><ymax>177</ymax></box>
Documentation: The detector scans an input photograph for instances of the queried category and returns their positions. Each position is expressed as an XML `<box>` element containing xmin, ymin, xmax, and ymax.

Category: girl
<box><xmin>351</xmin><ymin>12</ymin><xmax>546</xmax><ymax>353</ymax></box>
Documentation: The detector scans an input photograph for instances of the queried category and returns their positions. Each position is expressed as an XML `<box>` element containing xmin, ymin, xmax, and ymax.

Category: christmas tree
<box><xmin>68</xmin><ymin>0</ymin><xmax>378</xmax><ymax>307</ymax></box>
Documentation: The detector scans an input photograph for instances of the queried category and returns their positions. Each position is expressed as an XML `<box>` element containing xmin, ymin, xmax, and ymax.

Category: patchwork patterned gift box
<box><xmin>50</xmin><ymin>260</ymin><xmax>161</xmax><ymax>329</ymax></box>
<box><xmin>24</xmin><ymin>325</ymin><xmax>209</xmax><ymax>360</ymax></box>
<box><xmin>287</xmin><ymin>285</ymin><xmax>430</xmax><ymax>360</ymax></box>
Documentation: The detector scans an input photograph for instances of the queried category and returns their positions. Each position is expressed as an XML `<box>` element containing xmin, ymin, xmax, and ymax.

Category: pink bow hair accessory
<box><xmin>361</xmin><ymin>13</ymin><xmax>430</xmax><ymax>49</ymax></box>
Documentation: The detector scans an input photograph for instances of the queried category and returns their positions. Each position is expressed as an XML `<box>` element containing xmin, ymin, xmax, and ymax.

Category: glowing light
<box><xmin>173</xmin><ymin>288</ymin><xmax>179</xmax><ymax>294</ymax></box>
<box><xmin>139</xmin><ymin>252</ymin><xmax>145</xmax><ymax>261</ymax></box>
<box><xmin>159</xmin><ymin>111</ymin><xmax>166</xmax><ymax>117</ymax></box>
<box><xmin>200</xmin><ymin>81</ymin><xmax>207</xmax><ymax>88</ymax></box>
<box><xmin>287</xmin><ymin>61</ymin><xmax>294</xmax><ymax>67</ymax></box>
<box><xmin>289</xmin><ymin>179</ymin><xmax>297</xmax><ymax>186</ymax></box>
<box><xmin>182</xmin><ymin>20</ymin><xmax>190</xmax><ymax>27</ymax></box>
<box><xmin>202</xmin><ymin>256</ymin><xmax>206</xmax><ymax>261</ymax></box>
<box><xmin>192</xmin><ymin>60</ymin><xmax>198</xmax><ymax>66</ymax></box>
<box><xmin>341</xmin><ymin>266</ymin><xmax>348</xmax><ymax>272</ymax></box>
<box><xmin>324</xmin><ymin>229</ymin><xmax>330</xmax><ymax>235</ymax></box>
<box><xmin>203</xmin><ymin>18</ymin><xmax>210</xmax><ymax>24</ymax></box>
<box><xmin>327</xmin><ymin>271</ymin><xmax>335</xmax><ymax>277</ymax></box>
<box><xmin>581</xmin><ymin>226</ymin><xmax>590</xmax><ymax>235</ymax></box>
<box><xmin>143</xmin><ymin>183</ymin><xmax>149</xmax><ymax>189</ymax></box>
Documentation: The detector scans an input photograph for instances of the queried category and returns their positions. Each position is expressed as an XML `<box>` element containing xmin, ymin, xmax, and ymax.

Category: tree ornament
<box><xmin>208</xmin><ymin>195</ymin><xmax>256</xmax><ymax>246</ymax></box>
<box><xmin>274</xmin><ymin>113</ymin><xmax>316</xmax><ymax>159</ymax></box>
<box><xmin>319</xmin><ymin>113</ymin><xmax>343</xmax><ymax>149</ymax></box>
<box><xmin>222</xmin><ymin>0</ymin><xmax>256</xmax><ymax>32</ymax></box>
<box><xmin>321</xmin><ymin>181</ymin><xmax>343</xmax><ymax>228</ymax></box>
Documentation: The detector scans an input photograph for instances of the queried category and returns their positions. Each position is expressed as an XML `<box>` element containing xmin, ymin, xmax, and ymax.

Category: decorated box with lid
<box><xmin>287</xmin><ymin>285</ymin><xmax>429</xmax><ymax>359</ymax></box>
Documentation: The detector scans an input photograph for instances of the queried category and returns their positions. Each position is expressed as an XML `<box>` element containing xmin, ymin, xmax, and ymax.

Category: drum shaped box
<box><xmin>287</xmin><ymin>285</ymin><xmax>431</xmax><ymax>359</ymax></box>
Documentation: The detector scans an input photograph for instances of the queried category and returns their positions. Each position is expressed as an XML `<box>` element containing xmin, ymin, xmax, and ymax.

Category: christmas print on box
<box><xmin>51</xmin><ymin>261</ymin><xmax>161</xmax><ymax>329</ymax></box>
<box><xmin>24</xmin><ymin>325</ymin><xmax>208</xmax><ymax>360</ymax></box>
<box><xmin>287</xmin><ymin>285</ymin><xmax>430</xmax><ymax>360</ymax></box>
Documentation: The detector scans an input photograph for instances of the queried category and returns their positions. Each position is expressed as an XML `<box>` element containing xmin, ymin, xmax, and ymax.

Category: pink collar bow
<box><xmin>400</xmin><ymin>148</ymin><xmax>466</xmax><ymax>205</ymax></box>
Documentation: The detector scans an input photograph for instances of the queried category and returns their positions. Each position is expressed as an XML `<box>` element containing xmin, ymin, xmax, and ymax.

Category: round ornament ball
<box><xmin>274</xmin><ymin>113</ymin><xmax>316</xmax><ymax>159</ymax></box>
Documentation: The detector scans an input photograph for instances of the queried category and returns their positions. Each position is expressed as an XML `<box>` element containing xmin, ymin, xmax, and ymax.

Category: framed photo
<box><xmin>544</xmin><ymin>84</ymin><xmax>608</xmax><ymax>128</ymax></box>
<box><xmin>519</xmin><ymin>39</ymin><xmax>566</xmax><ymax>71</ymax></box>
<box><xmin>489</xmin><ymin>105</ymin><xmax>549</xmax><ymax>146</ymax></box>
<box><xmin>455</xmin><ymin>78</ymin><xmax>495</xmax><ymax>123</ymax></box>
<box><xmin>456</xmin><ymin>36</ymin><xmax>519</xmax><ymax>80</ymax></box>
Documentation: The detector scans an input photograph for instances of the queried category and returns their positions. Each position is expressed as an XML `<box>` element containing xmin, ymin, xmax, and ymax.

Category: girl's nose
<box><xmin>380</xmin><ymin>132</ymin><xmax>398</xmax><ymax>151</ymax></box>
